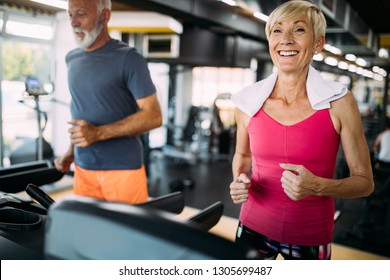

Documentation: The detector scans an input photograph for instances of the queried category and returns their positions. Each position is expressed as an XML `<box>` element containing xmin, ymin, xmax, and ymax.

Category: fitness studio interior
<box><xmin>1</xmin><ymin>0</ymin><xmax>390</xmax><ymax>263</ymax></box>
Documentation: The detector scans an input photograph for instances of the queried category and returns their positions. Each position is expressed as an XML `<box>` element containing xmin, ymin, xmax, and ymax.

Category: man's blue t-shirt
<box><xmin>66</xmin><ymin>39</ymin><xmax>156</xmax><ymax>170</ymax></box>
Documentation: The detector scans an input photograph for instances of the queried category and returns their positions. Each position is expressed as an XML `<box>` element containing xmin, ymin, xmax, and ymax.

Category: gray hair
<box><xmin>98</xmin><ymin>0</ymin><xmax>112</xmax><ymax>12</ymax></box>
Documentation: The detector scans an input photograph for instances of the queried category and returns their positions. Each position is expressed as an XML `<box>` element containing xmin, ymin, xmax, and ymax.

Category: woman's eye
<box><xmin>272</xmin><ymin>29</ymin><xmax>282</xmax><ymax>33</ymax></box>
<box><xmin>295</xmin><ymin>27</ymin><xmax>305</xmax><ymax>33</ymax></box>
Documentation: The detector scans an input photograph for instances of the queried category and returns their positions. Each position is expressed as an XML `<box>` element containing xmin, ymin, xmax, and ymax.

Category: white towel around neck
<box><xmin>231</xmin><ymin>66</ymin><xmax>348</xmax><ymax>117</ymax></box>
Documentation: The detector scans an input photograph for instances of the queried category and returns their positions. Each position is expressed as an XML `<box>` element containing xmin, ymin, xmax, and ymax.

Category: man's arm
<box><xmin>69</xmin><ymin>93</ymin><xmax>162</xmax><ymax>147</ymax></box>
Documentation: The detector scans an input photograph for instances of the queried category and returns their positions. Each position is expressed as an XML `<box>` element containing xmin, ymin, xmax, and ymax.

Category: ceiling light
<box><xmin>348</xmin><ymin>64</ymin><xmax>357</xmax><ymax>73</ymax></box>
<box><xmin>324</xmin><ymin>56</ymin><xmax>338</xmax><ymax>66</ymax></box>
<box><xmin>371</xmin><ymin>66</ymin><xmax>387</xmax><ymax>77</ymax></box>
<box><xmin>313</xmin><ymin>53</ymin><xmax>324</xmax><ymax>61</ymax></box>
<box><xmin>253</xmin><ymin>11</ymin><xmax>269</xmax><ymax>22</ymax></box>
<box><xmin>362</xmin><ymin>69</ymin><xmax>373</xmax><ymax>78</ymax></box>
<box><xmin>338</xmin><ymin>76</ymin><xmax>351</xmax><ymax>85</ymax></box>
<box><xmin>219</xmin><ymin>0</ymin><xmax>237</xmax><ymax>6</ymax></box>
<box><xmin>355</xmin><ymin>58</ymin><xmax>367</xmax><ymax>67</ymax></box>
<box><xmin>378</xmin><ymin>48</ymin><xmax>389</xmax><ymax>58</ymax></box>
<box><xmin>345</xmin><ymin>54</ymin><xmax>356</xmax><ymax>62</ymax></box>
<box><xmin>324</xmin><ymin>44</ymin><xmax>342</xmax><ymax>55</ymax></box>
<box><xmin>356</xmin><ymin>67</ymin><xmax>364</xmax><ymax>75</ymax></box>
<box><xmin>373</xmin><ymin>74</ymin><xmax>384</xmax><ymax>81</ymax></box>
<box><xmin>29</xmin><ymin>0</ymin><xmax>67</xmax><ymax>10</ymax></box>
<box><xmin>337</xmin><ymin>61</ymin><xmax>349</xmax><ymax>70</ymax></box>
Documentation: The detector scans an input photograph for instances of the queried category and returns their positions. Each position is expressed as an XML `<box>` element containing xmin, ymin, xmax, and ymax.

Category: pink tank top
<box><xmin>240</xmin><ymin>109</ymin><xmax>340</xmax><ymax>245</ymax></box>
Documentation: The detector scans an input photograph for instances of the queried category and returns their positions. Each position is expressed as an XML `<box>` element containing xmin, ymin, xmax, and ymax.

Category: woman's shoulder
<box><xmin>329</xmin><ymin>91</ymin><xmax>362</xmax><ymax>133</ymax></box>
<box><xmin>330</xmin><ymin>91</ymin><xmax>356</xmax><ymax>108</ymax></box>
<box><xmin>231</xmin><ymin>72</ymin><xmax>278</xmax><ymax>117</ymax></box>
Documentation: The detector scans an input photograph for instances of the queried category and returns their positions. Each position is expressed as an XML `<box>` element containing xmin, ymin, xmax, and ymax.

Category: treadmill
<box><xmin>0</xmin><ymin>161</ymin><xmax>257</xmax><ymax>260</ymax></box>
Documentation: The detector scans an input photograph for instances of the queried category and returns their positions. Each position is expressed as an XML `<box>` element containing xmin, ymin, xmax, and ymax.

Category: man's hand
<box><xmin>54</xmin><ymin>154</ymin><xmax>74</xmax><ymax>173</ymax></box>
<box><xmin>68</xmin><ymin>119</ymin><xmax>101</xmax><ymax>148</ymax></box>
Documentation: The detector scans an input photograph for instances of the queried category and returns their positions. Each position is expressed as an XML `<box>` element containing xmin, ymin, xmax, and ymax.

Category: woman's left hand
<box><xmin>279</xmin><ymin>163</ymin><xmax>319</xmax><ymax>201</ymax></box>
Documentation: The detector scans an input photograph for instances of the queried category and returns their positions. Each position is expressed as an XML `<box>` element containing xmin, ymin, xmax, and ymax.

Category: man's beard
<box><xmin>73</xmin><ymin>16</ymin><xmax>103</xmax><ymax>49</ymax></box>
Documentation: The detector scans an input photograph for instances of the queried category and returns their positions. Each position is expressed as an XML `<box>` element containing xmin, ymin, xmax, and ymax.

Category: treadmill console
<box><xmin>25</xmin><ymin>76</ymin><xmax>48</xmax><ymax>97</ymax></box>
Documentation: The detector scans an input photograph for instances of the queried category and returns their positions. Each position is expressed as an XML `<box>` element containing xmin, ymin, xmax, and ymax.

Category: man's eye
<box><xmin>72</xmin><ymin>11</ymin><xmax>87</xmax><ymax>18</ymax></box>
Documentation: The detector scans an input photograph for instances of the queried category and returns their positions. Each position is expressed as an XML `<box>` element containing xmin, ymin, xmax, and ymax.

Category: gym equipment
<box><xmin>209</xmin><ymin>93</ymin><xmax>236</xmax><ymax>158</ymax></box>
<box><xmin>25</xmin><ymin>183</ymin><xmax>55</xmax><ymax>210</ymax></box>
<box><xmin>0</xmin><ymin>160</ymin><xmax>64</xmax><ymax>194</ymax></box>
<box><xmin>9</xmin><ymin>76</ymin><xmax>54</xmax><ymax>164</ymax></box>
<box><xmin>138</xmin><ymin>191</ymin><xmax>185</xmax><ymax>214</ymax></box>
<box><xmin>25</xmin><ymin>76</ymin><xmax>49</xmax><ymax>162</ymax></box>
<box><xmin>0</xmin><ymin>191</ymin><xmax>47</xmax><ymax>215</ymax></box>
<box><xmin>1</xmin><ymin>181</ymin><xmax>255</xmax><ymax>260</ymax></box>
<box><xmin>169</xmin><ymin>177</ymin><xmax>196</xmax><ymax>192</ymax></box>
<box><xmin>0</xmin><ymin>188</ymin><xmax>185</xmax><ymax>260</ymax></box>
<box><xmin>0</xmin><ymin>162</ymin><xmax>256</xmax><ymax>260</ymax></box>
<box><xmin>342</xmin><ymin>166</ymin><xmax>390</xmax><ymax>242</ymax></box>
<box><xmin>9</xmin><ymin>138</ymin><xmax>54</xmax><ymax>165</ymax></box>
<box><xmin>0</xmin><ymin>189</ymin><xmax>47</xmax><ymax>260</ymax></box>
<box><xmin>0</xmin><ymin>208</ymin><xmax>42</xmax><ymax>232</ymax></box>
<box><xmin>187</xmin><ymin>201</ymin><xmax>224</xmax><ymax>231</ymax></box>
<box><xmin>163</xmin><ymin>106</ymin><xmax>212</xmax><ymax>164</ymax></box>
<box><xmin>44</xmin><ymin>195</ymin><xmax>256</xmax><ymax>260</ymax></box>
<box><xmin>0</xmin><ymin>160</ymin><xmax>64</xmax><ymax>259</ymax></box>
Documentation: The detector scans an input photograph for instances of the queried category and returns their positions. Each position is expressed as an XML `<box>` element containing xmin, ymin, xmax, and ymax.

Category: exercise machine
<box><xmin>0</xmin><ymin>160</ymin><xmax>63</xmax><ymax>194</ymax></box>
<box><xmin>0</xmin><ymin>159</ymin><xmax>257</xmax><ymax>260</ymax></box>
<box><xmin>0</xmin><ymin>160</ymin><xmax>65</xmax><ymax>259</ymax></box>
<box><xmin>342</xmin><ymin>166</ymin><xmax>390</xmax><ymax>243</ymax></box>
<box><xmin>9</xmin><ymin>76</ymin><xmax>54</xmax><ymax>164</ymax></box>
<box><xmin>0</xmin><ymin>183</ymin><xmax>257</xmax><ymax>260</ymax></box>
<box><xmin>43</xmin><ymin>195</ymin><xmax>255</xmax><ymax>260</ymax></box>
<box><xmin>163</xmin><ymin>105</ymin><xmax>212</xmax><ymax>164</ymax></box>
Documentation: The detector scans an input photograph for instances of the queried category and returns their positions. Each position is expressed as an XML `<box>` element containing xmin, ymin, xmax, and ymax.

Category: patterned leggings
<box><xmin>235</xmin><ymin>222</ymin><xmax>331</xmax><ymax>260</ymax></box>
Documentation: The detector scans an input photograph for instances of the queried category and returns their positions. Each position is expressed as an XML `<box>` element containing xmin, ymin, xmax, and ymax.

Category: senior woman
<box><xmin>229</xmin><ymin>0</ymin><xmax>374</xmax><ymax>260</ymax></box>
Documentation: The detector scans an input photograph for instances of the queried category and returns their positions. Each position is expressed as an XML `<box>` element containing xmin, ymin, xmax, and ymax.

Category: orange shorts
<box><xmin>73</xmin><ymin>164</ymin><xmax>148</xmax><ymax>204</ymax></box>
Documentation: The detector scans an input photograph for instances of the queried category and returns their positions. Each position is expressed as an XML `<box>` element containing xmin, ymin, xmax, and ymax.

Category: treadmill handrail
<box><xmin>187</xmin><ymin>201</ymin><xmax>224</xmax><ymax>231</ymax></box>
<box><xmin>137</xmin><ymin>191</ymin><xmax>185</xmax><ymax>214</ymax></box>
<box><xmin>0</xmin><ymin>161</ymin><xmax>51</xmax><ymax>176</ymax></box>
<box><xmin>0</xmin><ymin>161</ymin><xmax>64</xmax><ymax>193</ymax></box>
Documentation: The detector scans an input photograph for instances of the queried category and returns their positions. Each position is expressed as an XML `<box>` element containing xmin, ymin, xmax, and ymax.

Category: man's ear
<box><xmin>101</xmin><ymin>8</ymin><xmax>111</xmax><ymax>25</ymax></box>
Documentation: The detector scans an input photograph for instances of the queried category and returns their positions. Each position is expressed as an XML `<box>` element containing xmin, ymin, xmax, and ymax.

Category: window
<box><xmin>1</xmin><ymin>7</ymin><xmax>55</xmax><ymax>166</ymax></box>
<box><xmin>192</xmin><ymin>67</ymin><xmax>255</xmax><ymax>107</ymax></box>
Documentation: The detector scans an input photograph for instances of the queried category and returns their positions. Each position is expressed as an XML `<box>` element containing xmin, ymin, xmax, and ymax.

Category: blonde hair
<box><xmin>265</xmin><ymin>0</ymin><xmax>326</xmax><ymax>41</ymax></box>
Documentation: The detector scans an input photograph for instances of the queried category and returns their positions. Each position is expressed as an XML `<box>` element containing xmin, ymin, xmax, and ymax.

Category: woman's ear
<box><xmin>314</xmin><ymin>36</ymin><xmax>325</xmax><ymax>53</ymax></box>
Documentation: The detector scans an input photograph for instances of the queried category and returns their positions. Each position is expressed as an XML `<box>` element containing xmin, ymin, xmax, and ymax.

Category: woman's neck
<box><xmin>272</xmin><ymin>73</ymin><xmax>308</xmax><ymax>104</ymax></box>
